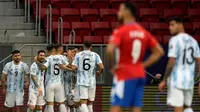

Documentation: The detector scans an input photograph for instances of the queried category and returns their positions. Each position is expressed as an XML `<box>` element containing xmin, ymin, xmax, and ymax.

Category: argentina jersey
<box><xmin>29</xmin><ymin>62</ymin><xmax>45</xmax><ymax>95</ymax></box>
<box><xmin>168</xmin><ymin>33</ymin><xmax>200</xmax><ymax>90</ymax></box>
<box><xmin>72</xmin><ymin>50</ymin><xmax>102</xmax><ymax>87</ymax></box>
<box><xmin>2</xmin><ymin>61</ymin><xmax>29</xmax><ymax>92</ymax></box>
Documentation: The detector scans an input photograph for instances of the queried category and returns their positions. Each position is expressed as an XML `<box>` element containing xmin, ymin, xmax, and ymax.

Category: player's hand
<box><xmin>38</xmin><ymin>87</ymin><xmax>43</xmax><ymax>96</ymax></box>
<box><xmin>158</xmin><ymin>81</ymin><xmax>166</xmax><ymax>92</ymax></box>
<box><xmin>111</xmin><ymin>65</ymin><xmax>119</xmax><ymax>74</ymax></box>
<box><xmin>2</xmin><ymin>88</ymin><xmax>6</xmax><ymax>95</ymax></box>
<box><xmin>34</xmin><ymin>56</ymin><xmax>38</xmax><ymax>62</ymax></box>
<box><xmin>96</xmin><ymin>71</ymin><xmax>101</xmax><ymax>76</ymax></box>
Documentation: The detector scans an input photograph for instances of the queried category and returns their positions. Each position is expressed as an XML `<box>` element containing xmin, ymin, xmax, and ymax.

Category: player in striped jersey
<box><xmin>27</xmin><ymin>50</ymin><xmax>46</xmax><ymax>112</ymax></box>
<box><xmin>159</xmin><ymin>17</ymin><xmax>200</xmax><ymax>112</ymax></box>
<box><xmin>1</xmin><ymin>50</ymin><xmax>30</xmax><ymax>112</ymax></box>
<box><xmin>72</xmin><ymin>41</ymin><xmax>104</xmax><ymax>112</ymax></box>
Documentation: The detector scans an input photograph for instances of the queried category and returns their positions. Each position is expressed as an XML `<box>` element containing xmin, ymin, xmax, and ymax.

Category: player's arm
<box><xmin>71</xmin><ymin>54</ymin><xmax>78</xmax><ymax>71</ymax></box>
<box><xmin>96</xmin><ymin>54</ymin><xmax>104</xmax><ymax>75</ymax></box>
<box><xmin>162</xmin><ymin>58</ymin><xmax>176</xmax><ymax>81</ymax></box>
<box><xmin>1</xmin><ymin>64</ymin><xmax>8</xmax><ymax>95</ymax></box>
<box><xmin>24</xmin><ymin>64</ymin><xmax>30</xmax><ymax>88</ymax></box>
<box><xmin>58</xmin><ymin>57</ymin><xmax>72</xmax><ymax>71</ymax></box>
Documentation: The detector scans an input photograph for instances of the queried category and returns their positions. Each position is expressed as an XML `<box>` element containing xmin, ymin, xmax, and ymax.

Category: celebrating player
<box><xmin>1</xmin><ymin>50</ymin><xmax>30</xmax><ymax>112</ymax></box>
<box><xmin>159</xmin><ymin>17</ymin><xmax>200</xmax><ymax>112</ymax></box>
<box><xmin>27</xmin><ymin>50</ymin><xmax>46</xmax><ymax>112</ymax></box>
<box><xmin>72</xmin><ymin>40</ymin><xmax>104</xmax><ymax>112</ymax></box>
<box><xmin>107</xmin><ymin>2</ymin><xmax>164</xmax><ymax>112</ymax></box>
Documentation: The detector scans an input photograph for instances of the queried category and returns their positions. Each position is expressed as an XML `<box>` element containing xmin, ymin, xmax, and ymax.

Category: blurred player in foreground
<box><xmin>27</xmin><ymin>50</ymin><xmax>46</xmax><ymax>112</ymax></box>
<box><xmin>1</xmin><ymin>50</ymin><xmax>30</xmax><ymax>112</ymax></box>
<box><xmin>72</xmin><ymin>41</ymin><xmax>104</xmax><ymax>112</ymax></box>
<box><xmin>159</xmin><ymin>17</ymin><xmax>200</xmax><ymax>112</ymax></box>
<box><xmin>107</xmin><ymin>2</ymin><xmax>164</xmax><ymax>112</ymax></box>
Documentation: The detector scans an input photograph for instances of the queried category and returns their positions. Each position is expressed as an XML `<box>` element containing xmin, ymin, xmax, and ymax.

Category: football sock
<box><xmin>184</xmin><ymin>108</ymin><xmax>194</xmax><ymax>112</ymax></box>
<box><xmin>79</xmin><ymin>104</ymin><xmax>88</xmax><ymax>112</ymax></box>
<box><xmin>87</xmin><ymin>105</ymin><xmax>93</xmax><ymax>112</ymax></box>
<box><xmin>36</xmin><ymin>110</ymin><xmax>42</xmax><ymax>112</ymax></box>
<box><xmin>45</xmin><ymin>105</ymin><xmax>54</xmax><ymax>112</ymax></box>
<box><xmin>27</xmin><ymin>108</ymin><xmax>34</xmax><ymax>112</ymax></box>
<box><xmin>59</xmin><ymin>104</ymin><xmax>67</xmax><ymax>112</ymax></box>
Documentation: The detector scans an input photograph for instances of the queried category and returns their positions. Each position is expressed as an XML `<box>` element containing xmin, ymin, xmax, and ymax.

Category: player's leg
<box><xmin>4</xmin><ymin>92</ymin><xmax>15</xmax><ymax>112</ymax></box>
<box><xmin>55</xmin><ymin>83</ymin><xmax>67</xmax><ymax>112</ymax></box>
<box><xmin>78</xmin><ymin>86</ymin><xmax>89</xmax><ymax>112</ymax></box>
<box><xmin>74</xmin><ymin>84</ymin><xmax>81</xmax><ymax>112</ymax></box>
<box><xmin>87</xmin><ymin>86</ymin><xmax>96</xmax><ymax>112</ymax></box>
<box><xmin>183</xmin><ymin>89</ymin><xmax>194</xmax><ymax>112</ymax></box>
<box><xmin>45</xmin><ymin>84</ymin><xmax>55</xmax><ymax>112</ymax></box>
<box><xmin>35</xmin><ymin>105</ymin><xmax>43</xmax><ymax>112</ymax></box>
<box><xmin>16</xmin><ymin>91</ymin><xmax>24</xmax><ymax>112</ymax></box>
<box><xmin>27</xmin><ymin>92</ymin><xmax>37</xmax><ymax>112</ymax></box>
<box><xmin>35</xmin><ymin>93</ymin><xmax>46</xmax><ymax>112</ymax></box>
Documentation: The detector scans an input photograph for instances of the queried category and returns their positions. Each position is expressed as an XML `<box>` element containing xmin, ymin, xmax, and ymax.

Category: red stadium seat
<box><xmin>51</xmin><ymin>0</ymin><xmax>70</xmax><ymax>9</ymax></box>
<box><xmin>71</xmin><ymin>22</ymin><xmax>91</xmax><ymax>36</ymax></box>
<box><xmin>188</xmin><ymin>9</ymin><xmax>200</xmax><ymax>22</ymax></box>
<box><xmin>193</xmin><ymin>35</ymin><xmax>200</xmax><ymax>43</ymax></box>
<box><xmin>171</xmin><ymin>0</ymin><xmax>190</xmax><ymax>12</ymax></box>
<box><xmin>150</xmin><ymin>0</ymin><xmax>170</xmax><ymax>16</ymax></box>
<box><xmin>138</xmin><ymin>22</ymin><xmax>149</xmax><ymax>30</ymax></box>
<box><xmin>64</xmin><ymin>36</ymin><xmax>83</xmax><ymax>44</ymax></box>
<box><xmin>90</xmin><ymin>0</ymin><xmax>109</xmax><ymax>9</ymax></box>
<box><xmin>155</xmin><ymin>35</ymin><xmax>163</xmax><ymax>43</ymax></box>
<box><xmin>110</xmin><ymin>0</ymin><xmax>125</xmax><ymax>9</ymax></box>
<box><xmin>130</xmin><ymin>0</ymin><xmax>149</xmax><ymax>8</ymax></box>
<box><xmin>163</xmin><ymin>35</ymin><xmax>171</xmax><ymax>44</ymax></box>
<box><xmin>84</xmin><ymin>36</ymin><xmax>103</xmax><ymax>44</ymax></box>
<box><xmin>110</xmin><ymin>22</ymin><xmax>120</xmax><ymax>30</ymax></box>
<box><xmin>80</xmin><ymin>9</ymin><xmax>99</xmax><ymax>22</ymax></box>
<box><xmin>192</xmin><ymin>0</ymin><xmax>200</xmax><ymax>8</ymax></box>
<box><xmin>38</xmin><ymin>8</ymin><xmax>59</xmax><ymax>24</ymax></box>
<box><xmin>71</xmin><ymin>0</ymin><xmax>90</xmax><ymax>8</ymax></box>
<box><xmin>140</xmin><ymin>8</ymin><xmax>159</xmax><ymax>22</ymax></box>
<box><xmin>184</xmin><ymin>23</ymin><xmax>193</xmax><ymax>35</ymax></box>
<box><xmin>30</xmin><ymin>0</ymin><xmax>49</xmax><ymax>10</ymax></box>
<box><xmin>193</xmin><ymin>22</ymin><xmax>200</xmax><ymax>35</ymax></box>
<box><xmin>150</xmin><ymin>23</ymin><xmax>169</xmax><ymax>36</ymax></box>
<box><xmin>164</xmin><ymin>9</ymin><xmax>183</xmax><ymax>22</ymax></box>
<box><xmin>91</xmin><ymin>22</ymin><xmax>110</xmax><ymax>36</ymax></box>
<box><xmin>61</xmin><ymin>8</ymin><xmax>80</xmax><ymax>22</ymax></box>
<box><xmin>103</xmin><ymin>36</ymin><xmax>110</xmax><ymax>44</ymax></box>
<box><xmin>100</xmin><ymin>9</ymin><xmax>117</xmax><ymax>22</ymax></box>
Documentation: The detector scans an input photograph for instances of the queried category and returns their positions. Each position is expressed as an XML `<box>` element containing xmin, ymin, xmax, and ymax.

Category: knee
<box><xmin>29</xmin><ymin>105</ymin><xmax>36</xmax><ymax>111</ymax></box>
<box><xmin>36</xmin><ymin>106</ymin><xmax>42</xmax><ymax>110</ymax></box>
<box><xmin>80</xmin><ymin>99</ymin><xmax>87</xmax><ymax>104</ymax></box>
<box><xmin>87</xmin><ymin>100</ymin><xmax>93</xmax><ymax>105</ymax></box>
<box><xmin>46</xmin><ymin>102</ymin><xmax>54</xmax><ymax>106</ymax></box>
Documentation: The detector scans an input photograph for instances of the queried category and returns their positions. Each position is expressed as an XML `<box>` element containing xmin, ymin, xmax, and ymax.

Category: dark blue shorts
<box><xmin>110</xmin><ymin>77</ymin><xmax>145</xmax><ymax>108</ymax></box>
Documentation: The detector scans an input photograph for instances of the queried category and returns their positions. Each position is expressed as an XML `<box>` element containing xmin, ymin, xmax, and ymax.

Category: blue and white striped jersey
<box><xmin>72</xmin><ymin>50</ymin><xmax>102</xmax><ymax>87</ymax></box>
<box><xmin>168</xmin><ymin>33</ymin><xmax>200</xmax><ymax>90</ymax></box>
<box><xmin>2</xmin><ymin>61</ymin><xmax>29</xmax><ymax>92</ymax></box>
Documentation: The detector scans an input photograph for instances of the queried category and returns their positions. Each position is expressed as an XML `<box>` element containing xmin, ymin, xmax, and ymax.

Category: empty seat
<box><xmin>90</xmin><ymin>0</ymin><xmax>109</xmax><ymax>9</ymax></box>
<box><xmin>110</xmin><ymin>0</ymin><xmax>125</xmax><ymax>9</ymax></box>
<box><xmin>71</xmin><ymin>22</ymin><xmax>91</xmax><ymax>36</ymax></box>
<box><xmin>103</xmin><ymin>36</ymin><xmax>110</xmax><ymax>44</ymax></box>
<box><xmin>192</xmin><ymin>0</ymin><xmax>200</xmax><ymax>8</ymax></box>
<box><xmin>61</xmin><ymin>9</ymin><xmax>80</xmax><ymax>22</ymax></box>
<box><xmin>80</xmin><ymin>9</ymin><xmax>99</xmax><ymax>22</ymax></box>
<box><xmin>38</xmin><ymin>8</ymin><xmax>60</xmax><ymax>23</ymax></box>
<box><xmin>193</xmin><ymin>22</ymin><xmax>200</xmax><ymax>35</ymax></box>
<box><xmin>91</xmin><ymin>22</ymin><xmax>110</xmax><ymax>36</ymax></box>
<box><xmin>164</xmin><ymin>9</ymin><xmax>183</xmax><ymax>22</ymax></box>
<box><xmin>155</xmin><ymin>35</ymin><xmax>163</xmax><ymax>43</ymax></box>
<box><xmin>84</xmin><ymin>36</ymin><xmax>103</xmax><ymax>44</ymax></box>
<box><xmin>64</xmin><ymin>36</ymin><xmax>83</xmax><ymax>44</ymax></box>
<box><xmin>184</xmin><ymin>23</ymin><xmax>193</xmax><ymax>35</ymax></box>
<box><xmin>100</xmin><ymin>9</ymin><xmax>117</xmax><ymax>22</ymax></box>
<box><xmin>140</xmin><ymin>8</ymin><xmax>159</xmax><ymax>22</ymax></box>
<box><xmin>31</xmin><ymin>0</ymin><xmax>49</xmax><ymax>9</ymax></box>
<box><xmin>51</xmin><ymin>0</ymin><xmax>70</xmax><ymax>9</ymax></box>
<box><xmin>150</xmin><ymin>23</ymin><xmax>169</xmax><ymax>36</ymax></box>
<box><xmin>138</xmin><ymin>22</ymin><xmax>149</xmax><ymax>30</ymax></box>
<box><xmin>150</xmin><ymin>0</ymin><xmax>170</xmax><ymax>16</ymax></box>
<box><xmin>130</xmin><ymin>0</ymin><xmax>149</xmax><ymax>8</ymax></box>
<box><xmin>163</xmin><ymin>35</ymin><xmax>171</xmax><ymax>44</ymax></box>
<box><xmin>111</xmin><ymin>22</ymin><xmax>120</xmax><ymax>30</ymax></box>
<box><xmin>188</xmin><ymin>9</ymin><xmax>200</xmax><ymax>22</ymax></box>
<box><xmin>71</xmin><ymin>0</ymin><xmax>90</xmax><ymax>8</ymax></box>
<box><xmin>193</xmin><ymin>35</ymin><xmax>200</xmax><ymax>43</ymax></box>
<box><xmin>171</xmin><ymin>0</ymin><xmax>190</xmax><ymax>12</ymax></box>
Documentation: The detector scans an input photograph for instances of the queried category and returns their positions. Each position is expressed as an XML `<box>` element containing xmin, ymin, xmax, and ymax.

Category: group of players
<box><xmin>1</xmin><ymin>41</ymin><xmax>104</xmax><ymax>112</ymax></box>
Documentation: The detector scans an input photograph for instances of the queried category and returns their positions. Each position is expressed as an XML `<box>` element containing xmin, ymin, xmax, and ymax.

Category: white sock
<box><xmin>184</xmin><ymin>108</ymin><xmax>194</xmax><ymax>112</ymax></box>
<box><xmin>45</xmin><ymin>105</ymin><xmax>54</xmax><ymax>112</ymax></box>
<box><xmin>79</xmin><ymin>104</ymin><xmax>88</xmax><ymax>112</ymax></box>
<box><xmin>76</xmin><ymin>107</ymin><xmax>81</xmax><ymax>112</ymax></box>
<box><xmin>59</xmin><ymin>104</ymin><xmax>67</xmax><ymax>112</ymax></box>
<box><xmin>27</xmin><ymin>108</ymin><xmax>34</xmax><ymax>112</ymax></box>
<box><xmin>36</xmin><ymin>110</ymin><xmax>42</xmax><ymax>112</ymax></box>
<box><xmin>66</xmin><ymin>106</ymin><xmax>70</xmax><ymax>112</ymax></box>
<box><xmin>87</xmin><ymin>105</ymin><xmax>93</xmax><ymax>112</ymax></box>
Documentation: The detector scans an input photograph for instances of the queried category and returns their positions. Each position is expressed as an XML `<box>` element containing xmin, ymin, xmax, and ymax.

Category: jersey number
<box><xmin>132</xmin><ymin>39</ymin><xmax>142</xmax><ymax>64</ymax></box>
<box><xmin>83</xmin><ymin>59</ymin><xmax>91</xmax><ymax>71</ymax></box>
<box><xmin>183</xmin><ymin>47</ymin><xmax>195</xmax><ymax>65</ymax></box>
<box><xmin>54</xmin><ymin>64</ymin><xmax>60</xmax><ymax>75</ymax></box>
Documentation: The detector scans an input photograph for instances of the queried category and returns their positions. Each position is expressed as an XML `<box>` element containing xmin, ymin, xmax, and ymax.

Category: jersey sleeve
<box><xmin>95</xmin><ymin>54</ymin><xmax>102</xmax><ymax>64</ymax></box>
<box><xmin>146</xmin><ymin>31</ymin><xmax>158</xmax><ymax>49</ymax></box>
<box><xmin>72</xmin><ymin>54</ymin><xmax>79</xmax><ymax>67</ymax></box>
<box><xmin>2</xmin><ymin>63</ymin><xmax>9</xmax><ymax>74</ymax></box>
<box><xmin>30</xmin><ymin>65</ymin><xmax>37</xmax><ymax>76</ymax></box>
<box><xmin>24</xmin><ymin>63</ymin><xmax>30</xmax><ymax>74</ymax></box>
<box><xmin>109</xmin><ymin>29</ymin><xmax>122</xmax><ymax>46</ymax></box>
<box><xmin>168</xmin><ymin>38</ymin><xmax>178</xmax><ymax>58</ymax></box>
<box><xmin>44</xmin><ymin>57</ymin><xmax>50</xmax><ymax>68</ymax></box>
<box><xmin>195</xmin><ymin>42</ymin><xmax>200</xmax><ymax>58</ymax></box>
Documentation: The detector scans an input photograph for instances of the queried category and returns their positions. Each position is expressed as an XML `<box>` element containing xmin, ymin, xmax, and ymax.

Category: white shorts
<box><xmin>167</xmin><ymin>85</ymin><xmax>193</xmax><ymax>107</ymax></box>
<box><xmin>66</xmin><ymin>89</ymin><xmax>75</xmax><ymax>106</ymax></box>
<box><xmin>28</xmin><ymin>91</ymin><xmax>45</xmax><ymax>106</ymax></box>
<box><xmin>45</xmin><ymin>82</ymin><xmax>66</xmax><ymax>102</ymax></box>
<box><xmin>4</xmin><ymin>91</ymin><xmax>24</xmax><ymax>107</ymax></box>
<box><xmin>74</xmin><ymin>85</ymin><xmax>96</xmax><ymax>102</ymax></box>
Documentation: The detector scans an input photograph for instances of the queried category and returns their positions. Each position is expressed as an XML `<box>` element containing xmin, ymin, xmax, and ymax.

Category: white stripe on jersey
<box><xmin>72</xmin><ymin>50</ymin><xmax>102</xmax><ymax>87</ymax></box>
<box><xmin>168</xmin><ymin>33</ymin><xmax>200</xmax><ymax>90</ymax></box>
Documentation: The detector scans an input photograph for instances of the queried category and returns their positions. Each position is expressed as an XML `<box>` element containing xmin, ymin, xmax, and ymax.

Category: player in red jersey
<box><xmin>106</xmin><ymin>2</ymin><xmax>165</xmax><ymax>112</ymax></box>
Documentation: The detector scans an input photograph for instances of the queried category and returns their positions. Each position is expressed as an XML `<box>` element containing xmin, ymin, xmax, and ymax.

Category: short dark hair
<box><xmin>46</xmin><ymin>44</ymin><xmax>55</xmax><ymax>51</ymax></box>
<box><xmin>169</xmin><ymin>16</ymin><xmax>184</xmax><ymax>24</ymax></box>
<box><xmin>38</xmin><ymin>50</ymin><xmax>46</xmax><ymax>55</ymax></box>
<box><xmin>123</xmin><ymin>1</ymin><xmax>137</xmax><ymax>17</ymax></box>
<box><xmin>12</xmin><ymin>50</ymin><xmax>20</xmax><ymax>55</ymax></box>
<box><xmin>55</xmin><ymin>43</ymin><xmax>62</xmax><ymax>50</ymax></box>
<box><xmin>84</xmin><ymin>40</ymin><xmax>92</xmax><ymax>48</ymax></box>
<box><xmin>68</xmin><ymin>47</ymin><xmax>75</xmax><ymax>51</ymax></box>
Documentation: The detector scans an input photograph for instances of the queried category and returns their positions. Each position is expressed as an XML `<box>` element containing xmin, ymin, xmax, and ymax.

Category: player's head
<box><xmin>118</xmin><ymin>1</ymin><xmax>137</xmax><ymax>24</ymax></box>
<box><xmin>169</xmin><ymin>16</ymin><xmax>184</xmax><ymax>35</ymax></box>
<box><xmin>83</xmin><ymin>40</ymin><xmax>92</xmax><ymax>50</ymax></box>
<box><xmin>55</xmin><ymin>43</ymin><xmax>63</xmax><ymax>54</ymax></box>
<box><xmin>12</xmin><ymin>50</ymin><xmax>21</xmax><ymax>63</ymax></box>
<box><xmin>46</xmin><ymin>44</ymin><xmax>56</xmax><ymax>54</ymax></box>
<box><xmin>37</xmin><ymin>50</ymin><xmax>46</xmax><ymax>63</ymax></box>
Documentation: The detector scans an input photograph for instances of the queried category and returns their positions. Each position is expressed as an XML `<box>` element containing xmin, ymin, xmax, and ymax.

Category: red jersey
<box><xmin>109</xmin><ymin>23</ymin><xmax>158</xmax><ymax>81</ymax></box>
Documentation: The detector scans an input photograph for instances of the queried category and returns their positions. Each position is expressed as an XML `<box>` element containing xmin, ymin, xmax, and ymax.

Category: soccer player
<box><xmin>159</xmin><ymin>17</ymin><xmax>200</xmax><ymax>112</ymax></box>
<box><xmin>1</xmin><ymin>50</ymin><xmax>30</xmax><ymax>112</ymax></box>
<box><xmin>106</xmin><ymin>2</ymin><xmax>164</xmax><ymax>112</ymax></box>
<box><xmin>27</xmin><ymin>50</ymin><xmax>46</xmax><ymax>112</ymax></box>
<box><xmin>72</xmin><ymin>40</ymin><xmax>104</xmax><ymax>112</ymax></box>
